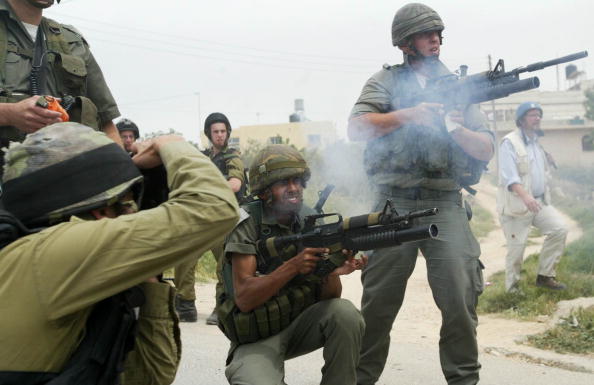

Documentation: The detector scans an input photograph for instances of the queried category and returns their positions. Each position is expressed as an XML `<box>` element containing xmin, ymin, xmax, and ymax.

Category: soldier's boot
<box><xmin>206</xmin><ymin>308</ymin><xmax>218</xmax><ymax>325</ymax></box>
<box><xmin>176</xmin><ymin>297</ymin><xmax>198</xmax><ymax>322</ymax></box>
<box><xmin>536</xmin><ymin>275</ymin><xmax>566</xmax><ymax>290</ymax></box>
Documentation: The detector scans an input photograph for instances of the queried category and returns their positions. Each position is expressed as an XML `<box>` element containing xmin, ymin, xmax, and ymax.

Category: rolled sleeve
<box><xmin>224</xmin><ymin>216</ymin><xmax>258</xmax><ymax>261</ymax></box>
<box><xmin>349</xmin><ymin>71</ymin><xmax>393</xmax><ymax>118</ymax></box>
<box><xmin>499</xmin><ymin>139</ymin><xmax>521</xmax><ymax>190</ymax></box>
<box><xmin>226</xmin><ymin>156</ymin><xmax>245</xmax><ymax>183</ymax></box>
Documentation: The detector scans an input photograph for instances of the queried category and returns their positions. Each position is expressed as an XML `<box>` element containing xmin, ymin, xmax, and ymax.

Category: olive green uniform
<box><xmin>174</xmin><ymin>146</ymin><xmax>245</xmax><ymax>302</ymax></box>
<box><xmin>221</xmin><ymin>206</ymin><xmax>365</xmax><ymax>385</ymax></box>
<box><xmin>0</xmin><ymin>0</ymin><xmax>119</xmax><ymax>144</ymax></box>
<box><xmin>0</xmin><ymin>142</ymin><xmax>239</xmax><ymax>380</ymax></box>
<box><xmin>351</xmin><ymin>59</ymin><xmax>491</xmax><ymax>385</ymax></box>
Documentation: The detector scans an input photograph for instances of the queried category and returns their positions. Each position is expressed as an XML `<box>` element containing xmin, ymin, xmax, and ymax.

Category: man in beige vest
<box><xmin>497</xmin><ymin>102</ymin><xmax>568</xmax><ymax>292</ymax></box>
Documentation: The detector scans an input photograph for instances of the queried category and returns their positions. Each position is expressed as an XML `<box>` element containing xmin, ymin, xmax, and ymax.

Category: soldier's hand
<box><xmin>444</xmin><ymin>109</ymin><xmax>465</xmax><ymax>132</ymax></box>
<box><xmin>331</xmin><ymin>250</ymin><xmax>367</xmax><ymax>276</ymax></box>
<box><xmin>132</xmin><ymin>135</ymin><xmax>184</xmax><ymax>169</ymax></box>
<box><xmin>289</xmin><ymin>247</ymin><xmax>325</xmax><ymax>275</ymax></box>
<box><xmin>7</xmin><ymin>96</ymin><xmax>63</xmax><ymax>133</ymax></box>
<box><xmin>405</xmin><ymin>102</ymin><xmax>444</xmax><ymax>127</ymax></box>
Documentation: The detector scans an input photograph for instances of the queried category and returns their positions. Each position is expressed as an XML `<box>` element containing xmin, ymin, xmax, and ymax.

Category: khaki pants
<box><xmin>225</xmin><ymin>298</ymin><xmax>365</xmax><ymax>385</ymax></box>
<box><xmin>357</xmin><ymin>192</ymin><xmax>483</xmax><ymax>385</ymax></box>
<box><xmin>500</xmin><ymin>201</ymin><xmax>568</xmax><ymax>291</ymax></box>
<box><xmin>174</xmin><ymin>244</ymin><xmax>225</xmax><ymax>301</ymax></box>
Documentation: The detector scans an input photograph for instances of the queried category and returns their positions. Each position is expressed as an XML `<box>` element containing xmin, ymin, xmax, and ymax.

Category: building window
<box><xmin>268</xmin><ymin>135</ymin><xmax>283</xmax><ymax>144</ymax></box>
<box><xmin>582</xmin><ymin>134</ymin><xmax>594</xmax><ymax>151</ymax></box>
<box><xmin>307</xmin><ymin>134</ymin><xmax>321</xmax><ymax>146</ymax></box>
<box><xmin>228</xmin><ymin>137</ymin><xmax>240</xmax><ymax>146</ymax></box>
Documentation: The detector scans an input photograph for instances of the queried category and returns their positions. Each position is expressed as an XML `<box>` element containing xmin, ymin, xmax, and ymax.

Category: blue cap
<box><xmin>516</xmin><ymin>102</ymin><xmax>543</xmax><ymax>127</ymax></box>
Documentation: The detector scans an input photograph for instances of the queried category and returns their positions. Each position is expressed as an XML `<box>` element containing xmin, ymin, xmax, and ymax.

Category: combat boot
<box><xmin>176</xmin><ymin>296</ymin><xmax>198</xmax><ymax>322</ymax></box>
<box><xmin>536</xmin><ymin>275</ymin><xmax>566</xmax><ymax>290</ymax></box>
<box><xmin>206</xmin><ymin>308</ymin><xmax>218</xmax><ymax>325</ymax></box>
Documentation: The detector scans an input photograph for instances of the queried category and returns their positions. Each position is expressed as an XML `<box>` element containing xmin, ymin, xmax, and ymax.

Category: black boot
<box><xmin>176</xmin><ymin>297</ymin><xmax>198</xmax><ymax>322</ymax></box>
<box><xmin>206</xmin><ymin>308</ymin><xmax>218</xmax><ymax>325</ymax></box>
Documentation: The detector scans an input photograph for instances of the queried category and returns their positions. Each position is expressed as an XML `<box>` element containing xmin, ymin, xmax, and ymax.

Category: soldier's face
<box><xmin>269</xmin><ymin>176</ymin><xmax>304</xmax><ymax>214</ymax></box>
<box><xmin>210</xmin><ymin>123</ymin><xmax>228</xmax><ymax>149</ymax></box>
<box><xmin>120</xmin><ymin>131</ymin><xmax>136</xmax><ymax>152</ymax></box>
<box><xmin>408</xmin><ymin>31</ymin><xmax>440</xmax><ymax>58</ymax></box>
<box><xmin>24</xmin><ymin>0</ymin><xmax>54</xmax><ymax>9</ymax></box>
<box><xmin>521</xmin><ymin>109</ymin><xmax>542</xmax><ymax>132</ymax></box>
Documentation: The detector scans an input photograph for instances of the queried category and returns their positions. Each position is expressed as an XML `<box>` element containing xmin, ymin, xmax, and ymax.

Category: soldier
<box><xmin>116</xmin><ymin>118</ymin><xmax>140</xmax><ymax>154</ymax></box>
<box><xmin>0</xmin><ymin>122</ymin><xmax>239</xmax><ymax>384</ymax></box>
<box><xmin>217</xmin><ymin>144</ymin><xmax>365</xmax><ymax>384</ymax></box>
<box><xmin>174</xmin><ymin>112</ymin><xmax>246</xmax><ymax>324</ymax></box>
<box><xmin>497</xmin><ymin>102</ymin><xmax>568</xmax><ymax>292</ymax></box>
<box><xmin>0</xmin><ymin>0</ymin><xmax>123</xmax><ymax>160</ymax></box>
<box><xmin>348</xmin><ymin>3</ymin><xmax>494</xmax><ymax>384</ymax></box>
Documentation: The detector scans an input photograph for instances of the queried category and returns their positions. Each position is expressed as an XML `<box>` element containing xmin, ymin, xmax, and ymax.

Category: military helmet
<box><xmin>516</xmin><ymin>101</ymin><xmax>543</xmax><ymax>127</ymax></box>
<box><xmin>2</xmin><ymin>122</ymin><xmax>143</xmax><ymax>225</ymax></box>
<box><xmin>204</xmin><ymin>112</ymin><xmax>231</xmax><ymax>140</ymax></box>
<box><xmin>391</xmin><ymin>3</ymin><xmax>444</xmax><ymax>47</ymax></box>
<box><xmin>116</xmin><ymin>118</ymin><xmax>140</xmax><ymax>139</ymax></box>
<box><xmin>249</xmin><ymin>144</ymin><xmax>310</xmax><ymax>194</ymax></box>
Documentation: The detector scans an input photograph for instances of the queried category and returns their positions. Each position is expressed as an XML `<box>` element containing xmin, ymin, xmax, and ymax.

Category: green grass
<box><xmin>478</xmin><ymin>253</ymin><xmax>594</xmax><ymax>320</ymax></box>
<box><xmin>469</xmin><ymin>202</ymin><xmax>495</xmax><ymax>239</ymax></box>
<box><xmin>526</xmin><ymin>306</ymin><xmax>594</xmax><ymax>354</ymax></box>
<box><xmin>195</xmin><ymin>250</ymin><xmax>218</xmax><ymax>282</ymax></box>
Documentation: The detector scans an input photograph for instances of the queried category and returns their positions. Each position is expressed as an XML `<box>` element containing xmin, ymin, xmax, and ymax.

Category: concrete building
<box><xmin>480</xmin><ymin>79</ymin><xmax>594</xmax><ymax>168</ymax></box>
<box><xmin>200</xmin><ymin>99</ymin><xmax>339</xmax><ymax>151</ymax></box>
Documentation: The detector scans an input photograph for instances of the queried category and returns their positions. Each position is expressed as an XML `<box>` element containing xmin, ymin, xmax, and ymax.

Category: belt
<box><xmin>379</xmin><ymin>186</ymin><xmax>461</xmax><ymax>201</ymax></box>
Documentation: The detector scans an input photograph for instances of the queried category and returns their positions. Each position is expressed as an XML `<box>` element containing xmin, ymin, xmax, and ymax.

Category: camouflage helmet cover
<box><xmin>2</xmin><ymin>122</ymin><xmax>143</xmax><ymax>225</ymax></box>
<box><xmin>391</xmin><ymin>3</ymin><xmax>444</xmax><ymax>47</ymax></box>
<box><xmin>249</xmin><ymin>144</ymin><xmax>310</xmax><ymax>194</ymax></box>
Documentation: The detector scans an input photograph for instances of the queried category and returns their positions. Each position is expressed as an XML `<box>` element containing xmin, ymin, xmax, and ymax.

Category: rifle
<box><xmin>401</xmin><ymin>51</ymin><xmax>588</xmax><ymax>110</ymax></box>
<box><xmin>313</xmin><ymin>184</ymin><xmax>335</xmax><ymax>214</ymax></box>
<box><xmin>256</xmin><ymin>200</ymin><xmax>438</xmax><ymax>277</ymax></box>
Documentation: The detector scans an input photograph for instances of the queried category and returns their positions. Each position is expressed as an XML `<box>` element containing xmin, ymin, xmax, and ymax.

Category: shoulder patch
<box><xmin>61</xmin><ymin>24</ymin><xmax>88</xmax><ymax>45</ymax></box>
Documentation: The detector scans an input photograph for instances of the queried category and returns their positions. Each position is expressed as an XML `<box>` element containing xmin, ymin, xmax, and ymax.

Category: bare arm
<box><xmin>509</xmin><ymin>183</ymin><xmax>541</xmax><ymax>213</ymax></box>
<box><xmin>232</xmin><ymin>247</ymin><xmax>327</xmax><ymax>312</ymax></box>
<box><xmin>449</xmin><ymin>127</ymin><xmax>494</xmax><ymax>161</ymax></box>
<box><xmin>101</xmin><ymin>120</ymin><xmax>124</xmax><ymax>147</ymax></box>
<box><xmin>347</xmin><ymin>103</ymin><xmax>444</xmax><ymax>141</ymax></box>
<box><xmin>228</xmin><ymin>177</ymin><xmax>242</xmax><ymax>193</ymax></box>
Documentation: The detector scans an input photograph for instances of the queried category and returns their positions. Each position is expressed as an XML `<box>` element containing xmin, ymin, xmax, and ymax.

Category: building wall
<box><xmin>201</xmin><ymin>121</ymin><xmax>338</xmax><ymax>151</ymax></box>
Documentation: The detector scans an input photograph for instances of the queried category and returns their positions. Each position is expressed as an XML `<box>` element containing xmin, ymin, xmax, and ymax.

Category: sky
<box><xmin>46</xmin><ymin>0</ymin><xmax>594</xmax><ymax>146</ymax></box>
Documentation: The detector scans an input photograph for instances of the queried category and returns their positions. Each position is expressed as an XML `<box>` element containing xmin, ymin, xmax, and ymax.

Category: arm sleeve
<box><xmin>36</xmin><ymin>141</ymin><xmax>240</xmax><ymax>320</ymax></box>
<box><xmin>499</xmin><ymin>139</ymin><xmax>521</xmax><ymax>189</ymax></box>
<box><xmin>85</xmin><ymin>51</ymin><xmax>120</xmax><ymax>124</ymax></box>
<box><xmin>223</xmin><ymin>215</ymin><xmax>258</xmax><ymax>260</ymax></box>
<box><xmin>121</xmin><ymin>281</ymin><xmax>180</xmax><ymax>385</ymax></box>
<box><xmin>349</xmin><ymin>71</ymin><xmax>393</xmax><ymax>118</ymax></box>
<box><xmin>225</xmin><ymin>156</ymin><xmax>245</xmax><ymax>183</ymax></box>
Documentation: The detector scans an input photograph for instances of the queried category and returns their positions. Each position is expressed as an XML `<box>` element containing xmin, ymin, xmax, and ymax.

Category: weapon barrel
<box><xmin>347</xmin><ymin>224</ymin><xmax>438</xmax><ymax>250</ymax></box>
<box><xmin>517</xmin><ymin>51</ymin><xmax>588</xmax><ymax>74</ymax></box>
<box><xmin>468</xmin><ymin>77</ymin><xmax>540</xmax><ymax>105</ymax></box>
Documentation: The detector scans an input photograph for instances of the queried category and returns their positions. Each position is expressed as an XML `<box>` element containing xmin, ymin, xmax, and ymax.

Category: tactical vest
<box><xmin>203</xmin><ymin>146</ymin><xmax>248</xmax><ymax>203</ymax></box>
<box><xmin>216</xmin><ymin>200</ymin><xmax>321</xmax><ymax>345</ymax></box>
<box><xmin>496</xmin><ymin>129</ymin><xmax>551</xmax><ymax>217</ymax></box>
<box><xmin>0</xmin><ymin>210</ymin><xmax>143</xmax><ymax>385</ymax></box>
<box><xmin>364</xmin><ymin>63</ymin><xmax>487</xmax><ymax>192</ymax></box>
<box><xmin>0</xmin><ymin>14</ymin><xmax>100</xmax><ymax>145</ymax></box>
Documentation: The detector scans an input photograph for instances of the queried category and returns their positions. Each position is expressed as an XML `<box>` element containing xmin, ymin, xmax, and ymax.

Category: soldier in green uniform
<box><xmin>217</xmin><ymin>144</ymin><xmax>365</xmax><ymax>385</ymax></box>
<box><xmin>348</xmin><ymin>4</ymin><xmax>494</xmax><ymax>385</ymax></box>
<box><xmin>0</xmin><ymin>0</ymin><xmax>123</xmax><ymax>155</ymax></box>
<box><xmin>0</xmin><ymin>122</ymin><xmax>239</xmax><ymax>384</ymax></box>
<box><xmin>117</xmin><ymin>118</ymin><xmax>140</xmax><ymax>154</ymax></box>
<box><xmin>174</xmin><ymin>112</ymin><xmax>246</xmax><ymax>324</ymax></box>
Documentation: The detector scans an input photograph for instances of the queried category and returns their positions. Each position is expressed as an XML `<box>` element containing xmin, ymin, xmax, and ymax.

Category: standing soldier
<box><xmin>497</xmin><ymin>102</ymin><xmax>568</xmax><ymax>292</ymax></box>
<box><xmin>174</xmin><ymin>112</ymin><xmax>246</xmax><ymax>324</ymax></box>
<box><xmin>348</xmin><ymin>3</ymin><xmax>494</xmax><ymax>384</ymax></box>
<box><xmin>217</xmin><ymin>144</ymin><xmax>365</xmax><ymax>384</ymax></box>
<box><xmin>117</xmin><ymin>118</ymin><xmax>140</xmax><ymax>154</ymax></box>
<box><xmin>0</xmin><ymin>0</ymin><xmax>123</xmax><ymax>156</ymax></box>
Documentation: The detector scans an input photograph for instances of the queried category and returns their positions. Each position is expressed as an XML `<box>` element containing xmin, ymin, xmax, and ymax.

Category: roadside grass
<box><xmin>478</xmin><ymin>252</ymin><xmax>594</xmax><ymax>320</ymax></box>
<box><xmin>195</xmin><ymin>251</ymin><xmax>218</xmax><ymax>282</ymax></box>
<box><xmin>469</xmin><ymin>202</ymin><xmax>495</xmax><ymax>239</ymax></box>
<box><xmin>526</xmin><ymin>306</ymin><xmax>594</xmax><ymax>354</ymax></box>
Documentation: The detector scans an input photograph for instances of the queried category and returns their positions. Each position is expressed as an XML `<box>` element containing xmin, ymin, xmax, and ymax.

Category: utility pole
<box><xmin>488</xmin><ymin>54</ymin><xmax>500</xmax><ymax>177</ymax></box>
